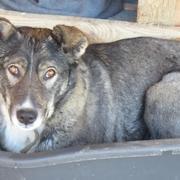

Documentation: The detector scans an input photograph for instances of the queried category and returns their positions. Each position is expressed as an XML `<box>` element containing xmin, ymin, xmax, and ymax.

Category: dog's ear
<box><xmin>0</xmin><ymin>18</ymin><xmax>19</xmax><ymax>41</ymax></box>
<box><xmin>52</xmin><ymin>25</ymin><xmax>88</xmax><ymax>62</ymax></box>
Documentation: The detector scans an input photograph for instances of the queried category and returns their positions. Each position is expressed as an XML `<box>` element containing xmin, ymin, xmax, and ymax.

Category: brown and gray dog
<box><xmin>0</xmin><ymin>18</ymin><xmax>180</xmax><ymax>153</ymax></box>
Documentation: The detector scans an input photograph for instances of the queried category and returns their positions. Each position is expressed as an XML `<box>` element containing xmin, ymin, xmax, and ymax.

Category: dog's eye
<box><xmin>8</xmin><ymin>64</ymin><xmax>20</xmax><ymax>77</ymax></box>
<box><xmin>44</xmin><ymin>67</ymin><xmax>56</xmax><ymax>80</ymax></box>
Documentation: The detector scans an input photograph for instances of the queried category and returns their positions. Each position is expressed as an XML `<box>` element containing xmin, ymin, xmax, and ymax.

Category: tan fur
<box><xmin>52</xmin><ymin>25</ymin><xmax>88</xmax><ymax>59</ymax></box>
<box><xmin>53</xmin><ymin>25</ymin><xmax>88</xmax><ymax>47</ymax></box>
<box><xmin>18</xmin><ymin>27</ymin><xmax>52</xmax><ymax>41</ymax></box>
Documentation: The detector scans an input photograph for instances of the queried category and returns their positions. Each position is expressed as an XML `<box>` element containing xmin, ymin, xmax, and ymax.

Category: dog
<box><xmin>145</xmin><ymin>72</ymin><xmax>180</xmax><ymax>139</ymax></box>
<box><xmin>0</xmin><ymin>18</ymin><xmax>180</xmax><ymax>153</ymax></box>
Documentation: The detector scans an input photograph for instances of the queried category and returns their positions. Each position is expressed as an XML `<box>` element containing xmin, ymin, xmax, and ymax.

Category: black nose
<box><xmin>16</xmin><ymin>109</ymin><xmax>37</xmax><ymax>125</ymax></box>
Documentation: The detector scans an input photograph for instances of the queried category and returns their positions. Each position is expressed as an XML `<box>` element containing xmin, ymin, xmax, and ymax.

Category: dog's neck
<box><xmin>38</xmin><ymin>62</ymin><xmax>90</xmax><ymax>150</ymax></box>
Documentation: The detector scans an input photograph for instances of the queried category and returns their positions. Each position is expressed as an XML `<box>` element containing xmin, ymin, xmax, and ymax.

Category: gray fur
<box><xmin>145</xmin><ymin>72</ymin><xmax>180</xmax><ymax>139</ymax></box>
<box><xmin>37</xmin><ymin>37</ymin><xmax>180</xmax><ymax>151</ymax></box>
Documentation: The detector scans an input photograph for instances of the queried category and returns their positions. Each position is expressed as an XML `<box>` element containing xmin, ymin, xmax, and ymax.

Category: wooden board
<box><xmin>0</xmin><ymin>9</ymin><xmax>180</xmax><ymax>44</ymax></box>
<box><xmin>175</xmin><ymin>0</ymin><xmax>180</xmax><ymax>25</ymax></box>
<box><xmin>137</xmin><ymin>0</ymin><xmax>180</xmax><ymax>26</ymax></box>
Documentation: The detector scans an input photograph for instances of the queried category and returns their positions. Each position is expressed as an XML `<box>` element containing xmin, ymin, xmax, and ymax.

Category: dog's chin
<box><xmin>11</xmin><ymin>117</ymin><xmax>43</xmax><ymax>131</ymax></box>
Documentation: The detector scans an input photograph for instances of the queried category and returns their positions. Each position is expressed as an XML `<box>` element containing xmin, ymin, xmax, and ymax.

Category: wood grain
<box><xmin>0</xmin><ymin>9</ymin><xmax>179</xmax><ymax>44</ymax></box>
<box><xmin>137</xmin><ymin>0</ymin><xmax>180</xmax><ymax>26</ymax></box>
<box><xmin>175</xmin><ymin>0</ymin><xmax>180</xmax><ymax>25</ymax></box>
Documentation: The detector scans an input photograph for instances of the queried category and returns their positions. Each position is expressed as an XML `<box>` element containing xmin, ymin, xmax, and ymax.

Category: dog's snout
<box><xmin>16</xmin><ymin>109</ymin><xmax>37</xmax><ymax>125</ymax></box>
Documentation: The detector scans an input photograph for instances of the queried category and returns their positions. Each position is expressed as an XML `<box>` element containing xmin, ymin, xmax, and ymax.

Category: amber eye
<box><xmin>8</xmin><ymin>64</ymin><xmax>20</xmax><ymax>77</ymax></box>
<box><xmin>44</xmin><ymin>68</ymin><xmax>56</xmax><ymax>80</ymax></box>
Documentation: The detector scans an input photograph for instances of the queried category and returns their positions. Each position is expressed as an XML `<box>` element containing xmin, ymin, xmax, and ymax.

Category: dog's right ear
<box><xmin>0</xmin><ymin>18</ymin><xmax>19</xmax><ymax>41</ymax></box>
<box><xmin>52</xmin><ymin>25</ymin><xmax>89</xmax><ymax>63</ymax></box>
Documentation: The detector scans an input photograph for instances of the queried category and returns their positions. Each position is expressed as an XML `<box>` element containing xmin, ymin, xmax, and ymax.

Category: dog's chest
<box><xmin>3</xmin><ymin>125</ymin><xmax>36</xmax><ymax>153</ymax></box>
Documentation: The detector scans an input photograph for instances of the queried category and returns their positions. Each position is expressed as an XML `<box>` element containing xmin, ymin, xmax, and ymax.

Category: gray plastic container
<box><xmin>0</xmin><ymin>139</ymin><xmax>180</xmax><ymax>180</ymax></box>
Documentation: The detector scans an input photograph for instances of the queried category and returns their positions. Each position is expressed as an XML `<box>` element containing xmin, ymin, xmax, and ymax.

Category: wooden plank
<box><xmin>175</xmin><ymin>0</ymin><xmax>180</xmax><ymax>25</ymax></box>
<box><xmin>0</xmin><ymin>9</ymin><xmax>179</xmax><ymax>44</ymax></box>
<box><xmin>137</xmin><ymin>0</ymin><xmax>180</xmax><ymax>26</ymax></box>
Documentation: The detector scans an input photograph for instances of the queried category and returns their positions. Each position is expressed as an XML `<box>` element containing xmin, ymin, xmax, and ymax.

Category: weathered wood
<box><xmin>175</xmin><ymin>0</ymin><xmax>180</xmax><ymax>25</ymax></box>
<box><xmin>0</xmin><ymin>9</ymin><xmax>179</xmax><ymax>44</ymax></box>
<box><xmin>137</xmin><ymin>0</ymin><xmax>180</xmax><ymax>26</ymax></box>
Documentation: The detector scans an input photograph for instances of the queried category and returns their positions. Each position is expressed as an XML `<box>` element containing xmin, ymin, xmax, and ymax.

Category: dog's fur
<box><xmin>0</xmin><ymin>18</ymin><xmax>180</xmax><ymax>153</ymax></box>
<box><xmin>145</xmin><ymin>72</ymin><xmax>180</xmax><ymax>139</ymax></box>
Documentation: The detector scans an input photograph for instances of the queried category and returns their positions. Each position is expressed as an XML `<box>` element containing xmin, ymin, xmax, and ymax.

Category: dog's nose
<box><xmin>16</xmin><ymin>109</ymin><xmax>37</xmax><ymax>125</ymax></box>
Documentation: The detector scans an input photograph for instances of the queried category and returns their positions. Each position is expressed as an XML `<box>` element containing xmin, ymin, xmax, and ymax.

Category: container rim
<box><xmin>0</xmin><ymin>138</ymin><xmax>180</xmax><ymax>168</ymax></box>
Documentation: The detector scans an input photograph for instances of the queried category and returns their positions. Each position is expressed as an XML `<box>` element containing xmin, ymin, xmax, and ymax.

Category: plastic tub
<box><xmin>0</xmin><ymin>139</ymin><xmax>180</xmax><ymax>180</ymax></box>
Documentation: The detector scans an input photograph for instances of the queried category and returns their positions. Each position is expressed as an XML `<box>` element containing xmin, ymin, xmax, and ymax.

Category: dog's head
<box><xmin>0</xmin><ymin>18</ymin><xmax>88</xmax><ymax>131</ymax></box>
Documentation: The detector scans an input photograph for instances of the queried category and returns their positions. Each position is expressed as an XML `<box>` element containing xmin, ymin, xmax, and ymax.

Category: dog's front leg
<box><xmin>35</xmin><ymin>129</ymin><xmax>72</xmax><ymax>152</ymax></box>
<box><xmin>35</xmin><ymin>138</ymin><xmax>54</xmax><ymax>152</ymax></box>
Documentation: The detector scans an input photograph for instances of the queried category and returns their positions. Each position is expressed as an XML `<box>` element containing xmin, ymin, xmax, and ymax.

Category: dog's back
<box><xmin>145</xmin><ymin>72</ymin><xmax>180</xmax><ymax>139</ymax></box>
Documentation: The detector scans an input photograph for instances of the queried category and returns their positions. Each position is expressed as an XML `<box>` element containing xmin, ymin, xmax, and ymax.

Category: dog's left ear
<box><xmin>0</xmin><ymin>17</ymin><xmax>20</xmax><ymax>41</ymax></box>
<box><xmin>52</xmin><ymin>25</ymin><xmax>88</xmax><ymax>62</ymax></box>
